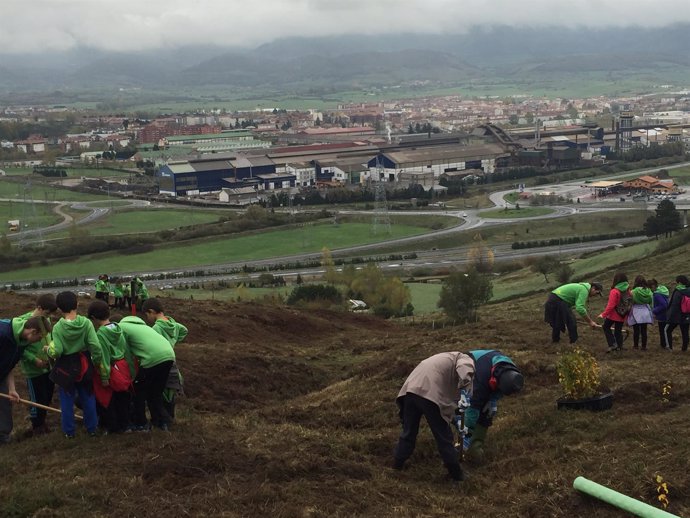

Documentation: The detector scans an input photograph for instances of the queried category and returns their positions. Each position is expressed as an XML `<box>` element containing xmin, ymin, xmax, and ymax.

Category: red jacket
<box><xmin>600</xmin><ymin>288</ymin><xmax>630</xmax><ymax>322</ymax></box>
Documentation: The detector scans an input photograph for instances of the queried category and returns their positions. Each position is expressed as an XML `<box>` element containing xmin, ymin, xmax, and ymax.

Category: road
<box><xmin>4</xmin><ymin>160</ymin><xmax>687</xmax><ymax>287</ymax></box>
<box><xmin>4</xmin><ymin>198</ymin><xmax>151</xmax><ymax>241</ymax></box>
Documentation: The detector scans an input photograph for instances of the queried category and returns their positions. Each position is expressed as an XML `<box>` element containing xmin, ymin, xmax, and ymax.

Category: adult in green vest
<box><xmin>544</xmin><ymin>281</ymin><xmax>603</xmax><ymax>344</ymax></box>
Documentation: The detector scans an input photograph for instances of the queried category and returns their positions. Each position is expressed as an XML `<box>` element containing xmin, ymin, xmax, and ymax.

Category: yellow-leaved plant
<box><xmin>556</xmin><ymin>348</ymin><xmax>601</xmax><ymax>400</ymax></box>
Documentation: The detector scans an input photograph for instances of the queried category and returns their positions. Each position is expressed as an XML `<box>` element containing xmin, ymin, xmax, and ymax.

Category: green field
<box><xmin>0</xmin><ymin>201</ymin><xmax>61</xmax><ymax>230</ymax></box>
<box><xmin>0</xmin><ymin>221</ymin><xmax>434</xmax><ymax>281</ymax></box>
<box><xmin>0</xmin><ymin>178</ymin><xmax>109</xmax><ymax>202</ymax></box>
<box><xmin>479</xmin><ymin>207</ymin><xmax>553</xmax><ymax>219</ymax></box>
<box><xmin>376</xmin><ymin>209</ymin><xmax>651</xmax><ymax>254</ymax></box>
<box><xmin>404</xmin><ymin>282</ymin><xmax>443</xmax><ymax>314</ymax></box>
<box><xmin>82</xmin><ymin>200</ymin><xmax>133</xmax><ymax>208</ymax></box>
<box><xmin>72</xmin><ymin>208</ymin><xmax>222</xmax><ymax>236</ymax></box>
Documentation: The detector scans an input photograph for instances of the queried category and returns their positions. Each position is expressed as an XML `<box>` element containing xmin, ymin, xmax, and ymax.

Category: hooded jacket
<box><xmin>552</xmin><ymin>283</ymin><xmax>593</xmax><ymax>317</ymax></box>
<box><xmin>666</xmin><ymin>284</ymin><xmax>690</xmax><ymax>324</ymax></box>
<box><xmin>653</xmin><ymin>285</ymin><xmax>670</xmax><ymax>322</ymax></box>
<box><xmin>631</xmin><ymin>286</ymin><xmax>653</xmax><ymax>305</ymax></box>
<box><xmin>465</xmin><ymin>350</ymin><xmax>519</xmax><ymax>430</ymax></box>
<box><xmin>118</xmin><ymin>316</ymin><xmax>175</xmax><ymax>368</ymax></box>
<box><xmin>152</xmin><ymin>317</ymin><xmax>188</xmax><ymax>348</ymax></box>
<box><xmin>397</xmin><ymin>352</ymin><xmax>475</xmax><ymax>424</ymax></box>
<box><xmin>16</xmin><ymin>311</ymin><xmax>51</xmax><ymax>379</ymax></box>
<box><xmin>95</xmin><ymin>323</ymin><xmax>128</xmax><ymax>367</ymax></box>
<box><xmin>600</xmin><ymin>281</ymin><xmax>630</xmax><ymax>322</ymax></box>
<box><xmin>47</xmin><ymin>315</ymin><xmax>108</xmax><ymax>382</ymax></box>
<box><xmin>0</xmin><ymin>319</ymin><xmax>23</xmax><ymax>382</ymax></box>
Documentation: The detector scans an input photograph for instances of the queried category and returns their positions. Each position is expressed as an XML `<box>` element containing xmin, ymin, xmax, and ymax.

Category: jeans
<box><xmin>603</xmin><ymin>319</ymin><xmax>624</xmax><ymax>349</ymax></box>
<box><xmin>58</xmin><ymin>381</ymin><xmax>98</xmax><ymax>436</ymax></box>
<box><xmin>632</xmin><ymin>324</ymin><xmax>648</xmax><ymax>349</ymax></box>
<box><xmin>27</xmin><ymin>373</ymin><xmax>55</xmax><ymax>429</ymax></box>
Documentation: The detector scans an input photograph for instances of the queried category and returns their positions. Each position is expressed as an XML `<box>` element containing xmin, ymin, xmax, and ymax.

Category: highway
<box><xmin>3</xmin><ymin>160</ymin><xmax>688</xmax><ymax>288</ymax></box>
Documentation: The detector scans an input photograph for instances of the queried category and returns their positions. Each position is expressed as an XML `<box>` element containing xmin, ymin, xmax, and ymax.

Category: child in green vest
<box><xmin>142</xmin><ymin>298</ymin><xmax>188</xmax><ymax>422</ymax></box>
<box><xmin>45</xmin><ymin>291</ymin><xmax>109</xmax><ymax>438</ymax></box>
<box><xmin>118</xmin><ymin>315</ymin><xmax>175</xmax><ymax>431</ymax></box>
<box><xmin>87</xmin><ymin>300</ymin><xmax>134</xmax><ymax>434</ymax></box>
<box><xmin>1</xmin><ymin>316</ymin><xmax>52</xmax><ymax>444</ymax></box>
<box><xmin>18</xmin><ymin>293</ymin><xmax>58</xmax><ymax>436</ymax></box>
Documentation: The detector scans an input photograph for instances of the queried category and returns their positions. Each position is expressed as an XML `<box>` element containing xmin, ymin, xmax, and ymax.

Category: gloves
<box><xmin>452</xmin><ymin>415</ymin><xmax>468</xmax><ymax>437</ymax></box>
<box><xmin>458</xmin><ymin>390</ymin><xmax>470</xmax><ymax>410</ymax></box>
<box><xmin>470</xmin><ymin>423</ymin><xmax>488</xmax><ymax>444</ymax></box>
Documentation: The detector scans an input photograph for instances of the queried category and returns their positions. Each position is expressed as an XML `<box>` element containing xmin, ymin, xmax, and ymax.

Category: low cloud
<box><xmin>2</xmin><ymin>0</ymin><xmax>690</xmax><ymax>54</ymax></box>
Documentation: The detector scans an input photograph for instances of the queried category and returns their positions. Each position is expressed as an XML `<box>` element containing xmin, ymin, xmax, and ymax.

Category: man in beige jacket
<box><xmin>393</xmin><ymin>352</ymin><xmax>475</xmax><ymax>481</ymax></box>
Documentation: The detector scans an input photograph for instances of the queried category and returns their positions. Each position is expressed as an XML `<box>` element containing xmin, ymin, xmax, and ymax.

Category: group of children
<box><xmin>94</xmin><ymin>275</ymin><xmax>149</xmax><ymax>312</ymax></box>
<box><xmin>599</xmin><ymin>273</ymin><xmax>690</xmax><ymax>351</ymax></box>
<box><xmin>0</xmin><ymin>292</ymin><xmax>187</xmax><ymax>442</ymax></box>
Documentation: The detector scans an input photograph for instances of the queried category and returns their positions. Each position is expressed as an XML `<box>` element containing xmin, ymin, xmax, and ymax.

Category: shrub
<box><xmin>555</xmin><ymin>263</ymin><xmax>574</xmax><ymax>284</ymax></box>
<box><xmin>287</xmin><ymin>284</ymin><xmax>342</xmax><ymax>306</ymax></box>
<box><xmin>557</xmin><ymin>348</ymin><xmax>600</xmax><ymax>400</ymax></box>
<box><xmin>437</xmin><ymin>268</ymin><xmax>493</xmax><ymax>323</ymax></box>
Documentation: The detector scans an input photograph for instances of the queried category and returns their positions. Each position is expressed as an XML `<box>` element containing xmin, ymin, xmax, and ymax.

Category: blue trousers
<box><xmin>58</xmin><ymin>381</ymin><xmax>98</xmax><ymax>436</ymax></box>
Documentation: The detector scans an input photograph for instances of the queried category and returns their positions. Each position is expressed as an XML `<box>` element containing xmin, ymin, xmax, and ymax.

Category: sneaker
<box><xmin>64</xmin><ymin>433</ymin><xmax>75</xmax><ymax>439</ymax></box>
<box><xmin>130</xmin><ymin>424</ymin><xmax>151</xmax><ymax>433</ymax></box>
<box><xmin>392</xmin><ymin>458</ymin><xmax>405</xmax><ymax>470</ymax></box>
<box><xmin>158</xmin><ymin>424</ymin><xmax>170</xmax><ymax>432</ymax></box>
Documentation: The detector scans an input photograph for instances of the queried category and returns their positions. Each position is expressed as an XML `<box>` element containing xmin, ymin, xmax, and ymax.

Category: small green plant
<box><xmin>556</xmin><ymin>348</ymin><xmax>601</xmax><ymax>400</ymax></box>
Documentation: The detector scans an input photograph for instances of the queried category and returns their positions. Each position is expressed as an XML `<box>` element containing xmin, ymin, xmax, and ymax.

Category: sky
<box><xmin>3</xmin><ymin>0</ymin><xmax>690</xmax><ymax>54</ymax></box>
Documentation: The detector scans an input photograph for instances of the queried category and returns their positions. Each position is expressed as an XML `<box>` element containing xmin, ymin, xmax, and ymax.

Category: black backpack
<box><xmin>615</xmin><ymin>290</ymin><xmax>633</xmax><ymax>316</ymax></box>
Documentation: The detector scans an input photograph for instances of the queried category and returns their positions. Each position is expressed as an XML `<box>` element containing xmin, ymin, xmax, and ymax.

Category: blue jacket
<box><xmin>652</xmin><ymin>291</ymin><xmax>669</xmax><ymax>322</ymax></box>
<box><xmin>0</xmin><ymin>319</ymin><xmax>22</xmax><ymax>381</ymax></box>
<box><xmin>465</xmin><ymin>349</ymin><xmax>517</xmax><ymax>430</ymax></box>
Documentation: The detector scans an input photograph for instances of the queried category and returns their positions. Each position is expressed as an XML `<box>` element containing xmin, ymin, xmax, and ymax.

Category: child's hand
<box><xmin>35</xmin><ymin>359</ymin><xmax>48</xmax><ymax>368</ymax></box>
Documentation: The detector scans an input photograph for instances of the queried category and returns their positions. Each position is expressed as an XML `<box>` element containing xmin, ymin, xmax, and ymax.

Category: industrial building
<box><xmin>156</xmin><ymin>130</ymin><xmax>520</xmax><ymax>198</ymax></box>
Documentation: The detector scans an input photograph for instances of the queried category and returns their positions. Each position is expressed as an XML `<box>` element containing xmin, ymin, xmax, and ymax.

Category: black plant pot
<box><xmin>557</xmin><ymin>392</ymin><xmax>613</xmax><ymax>411</ymax></box>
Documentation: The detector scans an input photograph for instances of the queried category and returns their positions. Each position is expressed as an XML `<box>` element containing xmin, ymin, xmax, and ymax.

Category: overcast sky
<box><xmin>3</xmin><ymin>0</ymin><xmax>690</xmax><ymax>54</ymax></box>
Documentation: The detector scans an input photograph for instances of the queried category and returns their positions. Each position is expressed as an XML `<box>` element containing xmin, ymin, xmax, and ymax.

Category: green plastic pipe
<box><xmin>573</xmin><ymin>476</ymin><xmax>679</xmax><ymax>518</ymax></box>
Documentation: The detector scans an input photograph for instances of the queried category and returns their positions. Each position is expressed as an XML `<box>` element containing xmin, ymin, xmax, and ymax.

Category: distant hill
<box><xmin>1</xmin><ymin>24</ymin><xmax>690</xmax><ymax>93</ymax></box>
<box><xmin>178</xmin><ymin>49</ymin><xmax>479</xmax><ymax>88</ymax></box>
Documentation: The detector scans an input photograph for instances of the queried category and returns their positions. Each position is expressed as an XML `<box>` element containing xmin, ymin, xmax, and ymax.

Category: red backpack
<box><xmin>681</xmin><ymin>295</ymin><xmax>690</xmax><ymax>314</ymax></box>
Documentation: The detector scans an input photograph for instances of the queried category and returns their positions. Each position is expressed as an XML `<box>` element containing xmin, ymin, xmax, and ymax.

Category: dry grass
<box><xmin>1</xmin><ymin>245</ymin><xmax>690</xmax><ymax>517</ymax></box>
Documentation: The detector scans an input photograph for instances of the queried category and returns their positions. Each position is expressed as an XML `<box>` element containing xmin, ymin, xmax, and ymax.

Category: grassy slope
<box><xmin>478</xmin><ymin>207</ymin><xmax>553</xmax><ymax>218</ymax></box>
<box><xmin>0</xmin><ymin>200</ymin><xmax>61</xmax><ymax>228</ymax></box>
<box><xmin>59</xmin><ymin>208</ymin><xmax>222</xmax><ymax>236</ymax></box>
<box><xmin>0</xmin><ymin>221</ymin><xmax>436</xmax><ymax>281</ymax></box>
<box><xmin>0</xmin><ymin>178</ymin><xmax>107</xmax><ymax>202</ymax></box>
<box><xmin>2</xmin><ymin>237</ymin><xmax>690</xmax><ymax>516</ymax></box>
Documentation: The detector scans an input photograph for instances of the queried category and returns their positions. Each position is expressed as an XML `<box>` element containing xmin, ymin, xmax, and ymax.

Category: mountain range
<box><xmin>1</xmin><ymin>25</ymin><xmax>690</xmax><ymax>94</ymax></box>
